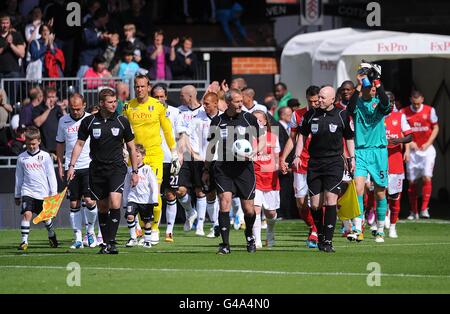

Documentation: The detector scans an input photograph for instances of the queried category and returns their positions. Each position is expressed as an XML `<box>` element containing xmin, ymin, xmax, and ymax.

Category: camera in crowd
<box><xmin>357</xmin><ymin>59</ymin><xmax>382</xmax><ymax>88</ymax></box>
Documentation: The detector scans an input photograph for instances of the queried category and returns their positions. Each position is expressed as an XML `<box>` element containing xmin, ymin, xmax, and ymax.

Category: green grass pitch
<box><xmin>1</xmin><ymin>219</ymin><xmax>450</xmax><ymax>294</ymax></box>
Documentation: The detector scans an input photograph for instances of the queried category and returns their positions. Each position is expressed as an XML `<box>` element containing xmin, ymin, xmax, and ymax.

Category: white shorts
<box><xmin>406</xmin><ymin>146</ymin><xmax>436</xmax><ymax>181</ymax></box>
<box><xmin>254</xmin><ymin>189</ymin><xmax>280</xmax><ymax>211</ymax></box>
<box><xmin>388</xmin><ymin>173</ymin><xmax>404</xmax><ymax>195</ymax></box>
<box><xmin>293</xmin><ymin>173</ymin><xmax>308</xmax><ymax>198</ymax></box>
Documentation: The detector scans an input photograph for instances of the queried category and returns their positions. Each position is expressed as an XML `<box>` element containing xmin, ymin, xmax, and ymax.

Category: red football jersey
<box><xmin>401</xmin><ymin>104</ymin><xmax>438</xmax><ymax>147</ymax></box>
<box><xmin>291</xmin><ymin>108</ymin><xmax>310</xmax><ymax>174</ymax></box>
<box><xmin>254</xmin><ymin>131</ymin><xmax>280</xmax><ymax>191</ymax></box>
<box><xmin>385</xmin><ymin>111</ymin><xmax>412</xmax><ymax>174</ymax></box>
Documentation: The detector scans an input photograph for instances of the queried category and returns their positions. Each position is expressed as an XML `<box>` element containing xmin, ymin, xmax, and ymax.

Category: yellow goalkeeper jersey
<box><xmin>123</xmin><ymin>97</ymin><xmax>176</xmax><ymax>158</ymax></box>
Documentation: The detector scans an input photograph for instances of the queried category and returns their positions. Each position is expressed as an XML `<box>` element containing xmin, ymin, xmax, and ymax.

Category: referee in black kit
<box><xmin>203</xmin><ymin>88</ymin><xmax>265</xmax><ymax>254</ymax></box>
<box><xmin>293</xmin><ymin>86</ymin><xmax>355</xmax><ymax>252</ymax></box>
<box><xmin>67</xmin><ymin>88</ymin><xmax>139</xmax><ymax>254</ymax></box>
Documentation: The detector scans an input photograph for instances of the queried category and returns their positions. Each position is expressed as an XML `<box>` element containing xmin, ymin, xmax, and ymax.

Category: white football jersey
<box><xmin>15</xmin><ymin>150</ymin><xmax>58</xmax><ymax>200</ymax></box>
<box><xmin>175</xmin><ymin>104</ymin><xmax>208</xmax><ymax>160</ymax></box>
<box><xmin>56</xmin><ymin>112</ymin><xmax>91</xmax><ymax>170</ymax></box>
<box><xmin>122</xmin><ymin>164</ymin><xmax>159</xmax><ymax>206</ymax></box>
<box><xmin>242</xmin><ymin>101</ymin><xmax>267</xmax><ymax>114</ymax></box>
<box><xmin>161</xmin><ymin>105</ymin><xmax>180</xmax><ymax>163</ymax></box>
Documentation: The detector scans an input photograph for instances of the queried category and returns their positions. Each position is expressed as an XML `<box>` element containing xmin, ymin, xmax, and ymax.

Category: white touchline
<box><xmin>0</xmin><ymin>265</ymin><xmax>449</xmax><ymax>279</ymax></box>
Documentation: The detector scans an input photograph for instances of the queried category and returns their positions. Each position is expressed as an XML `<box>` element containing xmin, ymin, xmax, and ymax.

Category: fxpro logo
<box><xmin>66</xmin><ymin>2</ymin><xmax>81</xmax><ymax>27</ymax></box>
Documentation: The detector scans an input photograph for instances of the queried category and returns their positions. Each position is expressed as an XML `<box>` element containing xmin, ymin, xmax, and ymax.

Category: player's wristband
<box><xmin>68</xmin><ymin>164</ymin><xmax>75</xmax><ymax>168</ymax></box>
<box><xmin>131</xmin><ymin>169</ymin><xmax>139</xmax><ymax>174</ymax></box>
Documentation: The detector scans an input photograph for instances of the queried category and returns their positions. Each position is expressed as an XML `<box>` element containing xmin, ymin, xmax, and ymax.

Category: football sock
<box><xmin>206</xmin><ymin>198</ymin><xmax>216</xmax><ymax>225</ymax></box>
<box><xmin>85</xmin><ymin>204</ymin><xmax>98</xmax><ymax>235</ymax></box>
<box><xmin>267</xmin><ymin>213</ymin><xmax>277</xmax><ymax>236</ymax></box>
<box><xmin>311</xmin><ymin>207</ymin><xmax>324</xmax><ymax>242</ymax></box>
<box><xmin>96</xmin><ymin>217</ymin><xmax>102</xmax><ymax>238</ymax></box>
<box><xmin>108</xmin><ymin>209</ymin><xmax>121</xmax><ymax>243</ymax></box>
<box><xmin>252</xmin><ymin>213</ymin><xmax>261</xmax><ymax>245</ymax></box>
<box><xmin>408</xmin><ymin>182</ymin><xmax>418</xmax><ymax>214</ymax></box>
<box><xmin>179</xmin><ymin>193</ymin><xmax>196</xmax><ymax>219</ymax></box>
<box><xmin>151</xmin><ymin>194</ymin><xmax>162</xmax><ymax>231</ymax></box>
<box><xmin>21</xmin><ymin>220</ymin><xmax>30</xmax><ymax>243</ymax></box>
<box><xmin>165</xmin><ymin>199</ymin><xmax>177</xmax><ymax>234</ymax></box>
<box><xmin>421</xmin><ymin>180</ymin><xmax>432</xmax><ymax>211</ymax></box>
<box><xmin>196</xmin><ymin>196</ymin><xmax>207</xmax><ymax>232</ymax></box>
<box><xmin>353</xmin><ymin>194</ymin><xmax>364</xmax><ymax>232</ymax></box>
<box><xmin>389</xmin><ymin>193</ymin><xmax>401</xmax><ymax>224</ymax></box>
<box><xmin>127</xmin><ymin>216</ymin><xmax>137</xmax><ymax>239</ymax></box>
<box><xmin>244</xmin><ymin>212</ymin><xmax>256</xmax><ymax>239</ymax></box>
<box><xmin>98</xmin><ymin>212</ymin><xmax>110</xmax><ymax>244</ymax></box>
<box><xmin>300</xmin><ymin>205</ymin><xmax>315</xmax><ymax>227</ymax></box>
<box><xmin>376</xmin><ymin>197</ymin><xmax>387</xmax><ymax>232</ymax></box>
<box><xmin>218</xmin><ymin>211</ymin><xmax>230</xmax><ymax>245</ymax></box>
<box><xmin>82</xmin><ymin>205</ymin><xmax>88</xmax><ymax>234</ymax></box>
<box><xmin>144</xmin><ymin>227</ymin><xmax>151</xmax><ymax>243</ymax></box>
<box><xmin>323</xmin><ymin>205</ymin><xmax>337</xmax><ymax>243</ymax></box>
<box><xmin>70</xmin><ymin>208</ymin><xmax>83</xmax><ymax>242</ymax></box>
<box><xmin>44</xmin><ymin>219</ymin><xmax>55</xmax><ymax>237</ymax></box>
<box><xmin>135</xmin><ymin>215</ymin><xmax>142</xmax><ymax>233</ymax></box>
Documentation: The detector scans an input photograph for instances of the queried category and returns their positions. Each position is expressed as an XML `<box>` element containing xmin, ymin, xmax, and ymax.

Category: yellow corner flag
<box><xmin>337</xmin><ymin>180</ymin><xmax>361</xmax><ymax>220</ymax></box>
<box><xmin>32</xmin><ymin>187</ymin><xmax>68</xmax><ymax>224</ymax></box>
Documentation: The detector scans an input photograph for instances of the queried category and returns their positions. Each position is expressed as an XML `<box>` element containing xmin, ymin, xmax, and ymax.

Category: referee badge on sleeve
<box><xmin>93</xmin><ymin>128</ymin><xmax>101</xmax><ymax>139</ymax></box>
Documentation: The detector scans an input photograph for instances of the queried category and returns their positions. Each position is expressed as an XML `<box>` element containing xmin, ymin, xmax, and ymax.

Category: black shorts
<box><xmin>67</xmin><ymin>168</ymin><xmax>90</xmax><ymax>201</ymax></box>
<box><xmin>214</xmin><ymin>161</ymin><xmax>256</xmax><ymax>200</ymax></box>
<box><xmin>204</xmin><ymin>161</ymin><xmax>216</xmax><ymax>193</ymax></box>
<box><xmin>124</xmin><ymin>202</ymin><xmax>154</xmax><ymax>221</ymax></box>
<box><xmin>20</xmin><ymin>196</ymin><xmax>43</xmax><ymax>215</ymax></box>
<box><xmin>178</xmin><ymin>160</ymin><xmax>204</xmax><ymax>189</ymax></box>
<box><xmin>161</xmin><ymin>162</ymin><xmax>180</xmax><ymax>191</ymax></box>
<box><xmin>307</xmin><ymin>155</ymin><xmax>344</xmax><ymax>196</ymax></box>
<box><xmin>89</xmin><ymin>161</ymin><xmax>127</xmax><ymax>201</ymax></box>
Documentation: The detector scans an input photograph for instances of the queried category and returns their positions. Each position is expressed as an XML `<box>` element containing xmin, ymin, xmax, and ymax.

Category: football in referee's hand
<box><xmin>232</xmin><ymin>139</ymin><xmax>253</xmax><ymax>159</ymax></box>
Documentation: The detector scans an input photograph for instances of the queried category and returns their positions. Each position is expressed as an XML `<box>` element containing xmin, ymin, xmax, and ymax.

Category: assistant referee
<box><xmin>67</xmin><ymin>88</ymin><xmax>139</xmax><ymax>254</ymax></box>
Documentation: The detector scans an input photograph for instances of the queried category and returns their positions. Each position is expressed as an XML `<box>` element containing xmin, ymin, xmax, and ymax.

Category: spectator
<box><xmin>287</xmin><ymin>98</ymin><xmax>300</xmax><ymax>111</ymax></box>
<box><xmin>183</xmin><ymin>0</ymin><xmax>216</xmax><ymax>24</ymax></box>
<box><xmin>278</xmin><ymin>106</ymin><xmax>293</xmax><ymax>134</ymax></box>
<box><xmin>2</xmin><ymin>0</ymin><xmax>24</xmax><ymax>29</ymax></box>
<box><xmin>32</xmin><ymin>87</ymin><xmax>64</xmax><ymax>154</ymax></box>
<box><xmin>24</xmin><ymin>6</ymin><xmax>42</xmax><ymax>45</ymax></box>
<box><xmin>83</xmin><ymin>55</ymin><xmax>112</xmax><ymax>89</ymax></box>
<box><xmin>0</xmin><ymin>13</ymin><xmax>26</xmax><ymax>102</ymax></box>
<box><xmin>19</xmin><ymin>87</ymin><xmax>44</xmax><ymax>128</ymax></box>
<box><xmin>147</xmin><ymin>30</ymin><xmax>178</xmax><ymax>81</ymax></box>
<box><xmin>42</xmin><ymin>0</ymin><xmax>81</xmax><ymax>76</ymax></box>
<box><xmin>0</xmin><ymin>89</ymin><xmax>13</xmax><ymax>152</ymax></box>
<box><xmin>216</xmin><ymin>1</ymin><xmax>252</xmax><ymax>46</ymax></box>
<box><xmin>28</xmin><ymin>24</ymin><xmax>65</xmax><ymax>79</ymax></box>
<box><xmin>103</xmin><ymin>32</ymin><xmax>120</xmax><ymax>72</ymax></box>
<box><xmin>77</xmin><ymin>8</ymin><xmax>110</xmax><ymax>78</ymax></box>
<box><xmin>19</xmin><ymin>87</ymin><xmax>43</xmax><ymax>128</ymax></box>
<box><xmin>7</xmin><ymin>125</ymin><xmax>25</xmax><ymax>155</ymax></box>
<box><xmin>263</xmin><ymin>93</ymin><xmax>277</xmax><ymax>115</ymax></box>
<box><xmin>231</xmin><ymin>77</ymin><xmax>247</xmax><ymax>90</ymax></box>
<box><xmin>120</xmin><ymin>0</ymin><xmax>153</xmax><ymax>41</ymax></box>
<box><xmin>82</xmin><ymin>0</ymin><xmax>102</xmax><ymax>25</ymax></box>
<box><xmin>121</xmin><ymin>23</ymin><xmax>146</xmax><ymax>65</ymax></box>
<box><xmin>118</xmin><ymin>43</ymin><xmax>140</xmax><ymax>80</ymax></box>
<box><xmin>116</xmin><ymin>82</ymin><xmax>129</xmax><ymax>114</ymax></box>
<box><xmin>273</xmin><ymin>82</ymin><xmax>292</xmax><ymax>121</ymax></box>
<box><xmin>172</xmin><ymin>36</ymin><xmax>198</xmax><ymax>80</ymax></box>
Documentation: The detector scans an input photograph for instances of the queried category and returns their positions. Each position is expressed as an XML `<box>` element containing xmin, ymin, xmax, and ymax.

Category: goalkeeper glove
<box><xmin>170</xmin><ymin>151</ymin><xmax>181</xmax><ymax>175</ymax></box>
